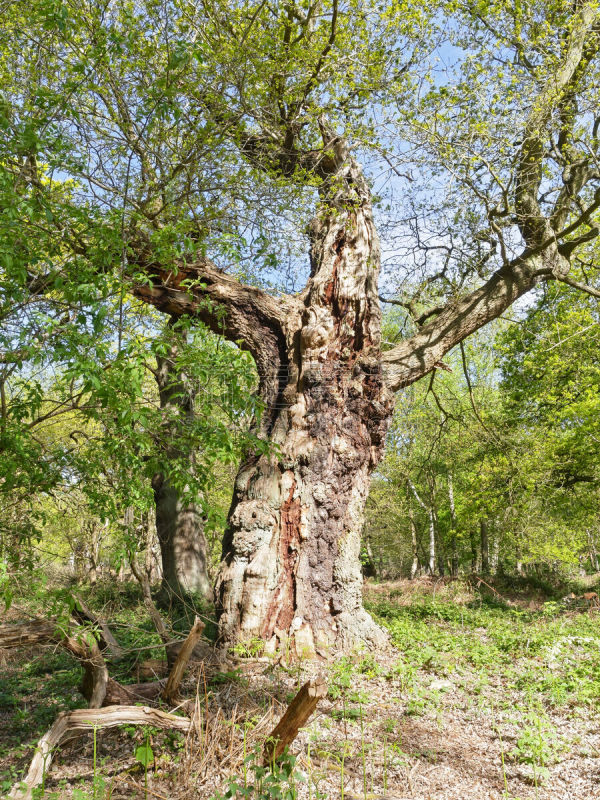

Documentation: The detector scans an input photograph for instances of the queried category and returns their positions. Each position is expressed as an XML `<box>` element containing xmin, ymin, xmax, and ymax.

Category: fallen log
<box><xmin>8</xmin><ymin>705</ymin><xmax>191</xmax><ymax>800</ymax></box>
<box><xmin>263</xmin><ymin>677</ymin><xmax>327</xmax><ymax>764</ymax></box>
<box><xmin>0</xmin><ymin>618</ymin><xmax>57</xmax><ymax>648</ymax></box>
<box><xmin>0</xmin><ymin>616</ymin><xmax>205</xmax><ymax>708</ymax></box>
<box><xmin>0</xmin><ymin>619</ymin><xmax>110</xmax><ymax>708</ymax></box>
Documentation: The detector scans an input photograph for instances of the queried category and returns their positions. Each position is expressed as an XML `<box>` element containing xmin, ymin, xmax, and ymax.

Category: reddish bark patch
<box><xmin>324</xmin><ymin>259</ymin><xmax>338</xmax><ymax>305</ymax></box>
<box><xmin>262</xmin><ymin>482</ymin><xmax>301</xmax><ymax>639</ymax></box>
<box><xmin>333</xmin><ymin>229</ymin><xmax>345</xmax><ymax>255</ymax></box>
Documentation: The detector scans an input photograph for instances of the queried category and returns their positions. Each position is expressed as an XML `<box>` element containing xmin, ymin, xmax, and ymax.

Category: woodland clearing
<box><xmin>1</xmin><ymin>578</ymin><xmax>599</xmax><ymax>800</ymax></box>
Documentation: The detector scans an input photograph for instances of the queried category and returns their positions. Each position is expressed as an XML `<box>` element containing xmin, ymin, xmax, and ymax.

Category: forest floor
<box><xmin>1</xmin><ymin>576</ymin><xmax>600</xmax><ymax>800</ymax></box>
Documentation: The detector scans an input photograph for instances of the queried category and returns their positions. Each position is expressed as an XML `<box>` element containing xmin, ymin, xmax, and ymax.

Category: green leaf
<box><xmin>135</xmin><ymin>743</ymin><xmax>154</xmax><ymax>767</ymax></box>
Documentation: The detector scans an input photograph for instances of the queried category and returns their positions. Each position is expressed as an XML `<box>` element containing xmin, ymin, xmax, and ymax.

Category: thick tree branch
<box><xmin>8</xmin><ymin>707</ymin><xmax>191</xmax><ymax>800</ymax></box>
<box><xmin>554</xmin><ymin>274</ymin><xmax>600</xmax><ymax>298</ymax></box>
<box><xmin>131</xmin><ymin>254</ymin><xmax>302</xmax><ymax>412</ymax></box>
<box><xmin>383</xmin><ymin>6</ymin><xmax>600</xmax><ymax>393</ymax></box>
<box><xmin>381</xmin><ymin>256</ymin><xmax>545</xmax><ymax>391</ymax></box>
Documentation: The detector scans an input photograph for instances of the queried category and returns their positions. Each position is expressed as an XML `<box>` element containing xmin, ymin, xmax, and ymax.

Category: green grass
<box><xmin>3</xmin><ymin>580</ymin><xmax>599</xmax><ymax>797</ymax></box>
<box><xmin>0</xmin><ymin>649</ymin><xmax>83</xmax><ymax>794</ymax></box>
<box><xmin>368</xmin><ymin>594</ymin><xmax>600</xmax><ymax>711</ymax></box>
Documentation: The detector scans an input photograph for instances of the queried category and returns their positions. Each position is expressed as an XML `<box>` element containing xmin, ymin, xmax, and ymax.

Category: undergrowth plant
<box><xmin>509</xmin><ymin>711</ymin><xmax>561</xmax><ymax>789</ymax></box>
<box><xmin>211</xmin><ymin>744</ymin><xmax>305</xmax><ymax>800</ymax></box>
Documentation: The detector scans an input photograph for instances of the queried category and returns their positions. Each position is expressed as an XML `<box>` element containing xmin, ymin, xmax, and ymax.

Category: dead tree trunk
<box><xmin>408</xmin><ymin>505</ymin><xmax>419</xmax><ymax>579</ymax></box>
<box><xmin>72</xmin><ymin>595</ymin><xmax>124</xmax><ymax>662</ymax></box>
<box><xmin>263</xmin><ymin>678</ymin><xmax>327</xmax><ymax>764</ymax></box>
<box><xmin>133</xmin><ymin>114</ymin><xmax>557</xmax><ymax>653</ymax></box>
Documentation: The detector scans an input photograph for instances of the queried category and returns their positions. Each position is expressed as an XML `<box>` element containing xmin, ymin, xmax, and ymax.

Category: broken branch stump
<box><xmin>161</xmin><ymin>616</ymin><xmax>205</xmax><ymax>704</ymax></box>
<box><xmin>72</xmin><ymin>594</ymin><xmax>124</xmax><ymax>661</ymax></box>
<box><xmin>263</xmin><ymin>677</ymin><xmax>327</xmax><ymax>764</ymax></box>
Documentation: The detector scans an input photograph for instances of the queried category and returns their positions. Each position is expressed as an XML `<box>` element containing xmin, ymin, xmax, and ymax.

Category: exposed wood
<box><xmin>263</xmin><ymin>677</ymin><xmax>327</xmax><ymax>764</ymax></box>
<box><xmin>72</xmin><ymin>594</ymin><xmax>124</xmax><ymax>661</ymax></box>
<box><xmin>8</xmin><ymin>706</ymin><xmax>191</xmax><ymax>800</ymax></box>
<box><xmin>129</xmin><ymin>551</ymin><xmax>171</xmax><ymax>646</ymax></box>
<box><xmin>62</xmin><ymin>630</ymin><xmax>108</xmax><ymax>708</ymax></box>
<box><xmin>215</xmin><ymin>148</ymin><xmax>393</xmax><ymax>655</ymax></box>
<box><xmin>0</xmin><ymin>618</ymin><xmax>57</xmax><ymax>648</ymax></box>
<box><xmin>161</xmin><ymin>616</ymin><xmax>205</xmax><ymax>704</ymax></box>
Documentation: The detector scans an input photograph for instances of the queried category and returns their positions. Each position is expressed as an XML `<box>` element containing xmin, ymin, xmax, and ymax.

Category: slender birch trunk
<box><xmin>408</xmin><ymin>479</ymin><xmax>436</xmax><ymax>576</ymax></box>
<box><xmin>448</xmin><ymin>472</ymin><xmax>459</xmax><ymax>576</ymax></box>
<box><xmin>408</xmin><ymin>505</ymin><xmax>419</xmax><ymax>579</ymax></box>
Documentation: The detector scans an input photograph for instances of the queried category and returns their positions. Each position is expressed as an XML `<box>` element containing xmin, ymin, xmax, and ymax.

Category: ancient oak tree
<box><xmin>4</xmin><ymin>0</ymin><xmax>600</xmax><ymax>653</ymax></box>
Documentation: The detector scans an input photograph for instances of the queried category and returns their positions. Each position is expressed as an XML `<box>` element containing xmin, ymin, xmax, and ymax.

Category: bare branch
<box><xmin>161</xmin><ymin>617</ymin><xmax>205</xmax><ymax>704</ymax></box>
<box><xmin>515</xmin><ymin>2</ymin><xmax>600</xmax><ymax>247</ymax></box>
<box><xmin>381</xmin><ymin>256</ymin><xmax>545</xmax><ymax>391</ymax></box>
<box><xmin>554</xmin><ymin>274</ymin><xmax>600</xmax><ymax>298</ymax></box>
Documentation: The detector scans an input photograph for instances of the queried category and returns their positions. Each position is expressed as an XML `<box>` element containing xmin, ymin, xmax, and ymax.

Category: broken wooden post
<box><xmin>161</xmin><ymin>616</ymin><xmax>205</xmax><ymax>704</ymax></box>
<box><xmin>263</xmin><ymin>677</ymin><xmax>327</xmax><ymax>765</ymax></box>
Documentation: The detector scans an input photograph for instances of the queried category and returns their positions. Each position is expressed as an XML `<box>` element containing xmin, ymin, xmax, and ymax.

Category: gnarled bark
<box><xmin>126</xmin><ymin>7</ymin><xmax>600</xmax><ymax>654</ymax></box>
<box><xmin>215</xmin><ymin>146</ymin><xmax>393</xmax><ymax>656</ymax></box>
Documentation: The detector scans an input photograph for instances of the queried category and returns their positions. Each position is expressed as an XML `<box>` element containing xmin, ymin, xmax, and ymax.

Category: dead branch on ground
<box><xmin>8</xmin><ymin>706</ymin><xmax>191</xmax><ymax>800</ymax></box>
<box><xmin>161</xmin><ymin>616</ymin><xmax>205</xmax><ymax>704</ymax></box>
